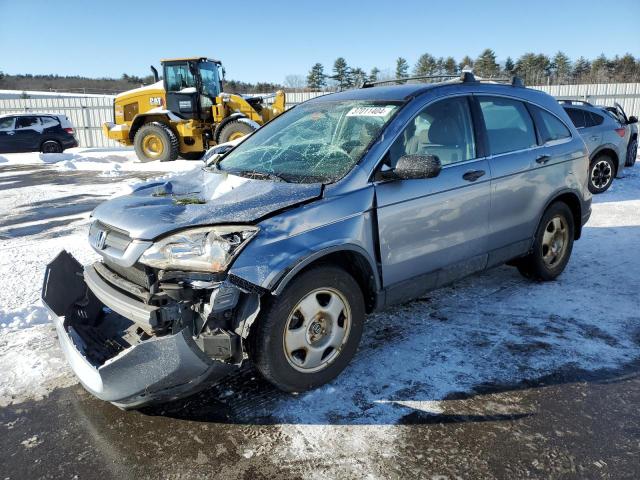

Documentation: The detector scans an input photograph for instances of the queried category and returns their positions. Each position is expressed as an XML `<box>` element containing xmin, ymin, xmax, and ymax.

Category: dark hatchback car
<box><xmin>0</xmin><ymin>113</ymin><xmax>78</xmax><ymax>154</ymax></box>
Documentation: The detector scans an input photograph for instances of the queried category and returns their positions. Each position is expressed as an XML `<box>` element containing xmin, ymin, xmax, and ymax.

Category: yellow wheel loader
<box><xmin>102</xmin><ymin>57</ymin><xmax>286</xmax><ymax>162</ymax></box>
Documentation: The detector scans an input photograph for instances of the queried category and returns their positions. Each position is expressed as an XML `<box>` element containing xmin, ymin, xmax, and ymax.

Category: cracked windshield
<box><xmin>218</xmin><ymin>101</ymin><xmax>399</xmax><ymax>182</ymax></box>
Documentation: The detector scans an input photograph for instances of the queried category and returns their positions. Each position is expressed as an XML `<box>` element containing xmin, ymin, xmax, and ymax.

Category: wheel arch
<box><xmin>271</xmin><ymin>245</ymin><xmax>381</xmax><ymax>314</ymax></box>
<box><xmin>213</xmin><ymin>113</ymin><xmax>248</xmax><ymax>143</ymax></box>
<box><xmin>590</xmin><ymin>144</ymin><xmax>619</xmax><ymax>174</ymax></box>
<box><xmin>129</xmin><ymin>113</ymin><xmax>176</xmax><ymax>142</ymax></box>
<box><xmin>39</xmin><ymin>138</ymin><xmax>62</xmax><ymax>151</ymax></box>
<box><xmin>539</xmin><ymin>189</ymin><xmax>583</xmax><ymax>241</ymax></box>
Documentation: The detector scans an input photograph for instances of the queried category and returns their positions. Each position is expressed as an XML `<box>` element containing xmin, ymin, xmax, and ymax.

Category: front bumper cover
<box><xmin>42</xmin><ymin>251</ymin><xmax>238</xmax><ymax>408</ymax></box>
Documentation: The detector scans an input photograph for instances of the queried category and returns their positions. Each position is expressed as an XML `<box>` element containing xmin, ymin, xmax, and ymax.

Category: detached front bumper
<box><xmin>42</xmin><ymin>251</ymin><xmax>238</xmax><ymax>408</ymax></box>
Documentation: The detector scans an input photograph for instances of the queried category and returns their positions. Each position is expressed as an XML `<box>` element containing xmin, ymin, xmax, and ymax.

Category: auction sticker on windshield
<box><xmin>346</xmin><ymin>106</ymin><xmax>395</xmax><ymax>117</ymax></box>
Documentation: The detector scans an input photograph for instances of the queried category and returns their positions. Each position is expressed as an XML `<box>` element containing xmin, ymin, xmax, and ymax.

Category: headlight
<box><xmin>139</xmin><ymin>226</ymin><xmax>258</xmax><ymax>272</ymax></box>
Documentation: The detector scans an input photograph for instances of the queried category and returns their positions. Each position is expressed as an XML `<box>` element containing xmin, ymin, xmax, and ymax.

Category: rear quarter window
<box><xmin>40</xmin><ymin>116</ymin><xmax>60</xmax><ymax>128</ymax></box>
<box><xmin>532</xmin><ymin>106</ymin><xmax>571</xmax><ymax>143</ymax></box>
<box><xmin>586</xmin><ymin>111</ymin><xmax>604</xmax><ymax>127</ymax></box>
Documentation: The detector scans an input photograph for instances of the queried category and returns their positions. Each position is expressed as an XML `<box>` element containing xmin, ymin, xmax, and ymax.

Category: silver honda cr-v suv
<box><xmin>43</xmin><ymin>73</ymin><xmax>592</xmax><ymax>408</ymax></box>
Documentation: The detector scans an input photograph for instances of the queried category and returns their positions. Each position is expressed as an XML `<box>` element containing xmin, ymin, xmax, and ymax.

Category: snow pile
<box><xmin>0</xmin><ymin>147</ymin><xmax>199</xmax><ymax>175</ymax></box>
<box><xmin>0</xmin><ymin>304</ymin><xmax>50</xmax><ymax>331</ymax></box>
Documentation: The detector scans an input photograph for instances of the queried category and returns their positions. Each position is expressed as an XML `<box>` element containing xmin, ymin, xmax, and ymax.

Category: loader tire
<box><xmin>134</xmin><ymin>122</ymin><xmax>179</xmax><ymax>162</ymax></box>
<box><xmin>217</xmin><ymin>120</ymin><xmax>256</xmax><ymax>144</ymax></box>
<box><xmin>180</xmin><ymin>151</ymin><xmax>205</xmax><ymax>160</ymax></box>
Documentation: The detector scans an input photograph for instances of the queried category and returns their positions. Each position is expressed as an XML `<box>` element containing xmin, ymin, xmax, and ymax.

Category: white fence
<box><xmin>1</xmin><ymin>83</ymin><xmax>638</xmax><ymax>148</ymax></box>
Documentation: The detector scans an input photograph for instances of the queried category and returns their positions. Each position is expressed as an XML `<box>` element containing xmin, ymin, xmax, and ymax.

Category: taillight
<box><xmin>64</xmin><ymin>128</ymin><xmax>74</xmax><ymax>134</ymax></box>
<box><xmin>614</xmin><ymin>128</ymin><xmax>626</xmax><ymax>138</ymax></box>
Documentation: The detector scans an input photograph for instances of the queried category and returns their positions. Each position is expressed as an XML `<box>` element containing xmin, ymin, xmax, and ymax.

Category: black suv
<box><xmin>0</xmin><ymin>113</ymin><xmax>78</xmax><ymax>153</ymax></box>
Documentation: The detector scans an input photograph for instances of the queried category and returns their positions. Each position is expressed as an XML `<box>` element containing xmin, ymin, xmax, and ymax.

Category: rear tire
<box><xmin>625</xmin><ymin>138</ymin><xmax>637</xmax><ymax>167</ymax></box>
<box><xmin>134</xmin><ymin>122</ymin><xmax>179</xmax><ymax>162</ymax></box>
<box><xmin>41</xmin><ymin>140</ymin><xmax>62</xmax><ymax>154</ymax></box>
<box><xmin>217</xmin><ymin>120</ymin><xmax>256</xmax><ymax>144</ymax></box>
<box><xmin>516</xmin><ymin>202</ymin><xmax>574</xmax><ymax>281</ymax></box>
<box><xmin>180</xmin><ymin>151</ymin><xmax>205</xmax><ymax>160</ymax></box>
<box><xmin>250</xmin><ymin>265</ymin><xmax>365</xmax><ymax>393</ymax></box>
<box><xmin>588</xmin><ymin>154</ymin><xmax>615</xmax><ymax>194</ymax></box>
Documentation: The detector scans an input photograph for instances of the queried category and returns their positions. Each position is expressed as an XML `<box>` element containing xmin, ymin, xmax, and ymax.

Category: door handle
<box><xmin>535</xmin><ymin>154</ymin><xmax>551</xmax><ymax>164</ymax></box>
<box><xmin>7</xmin><ymin>131</ymin><xmax>15</xmax><ymax>136</ymax></box>
<box><xmin>462</xmin><ymin>170</ymin><xmax>486</xmax><ymax>182</ymax></box>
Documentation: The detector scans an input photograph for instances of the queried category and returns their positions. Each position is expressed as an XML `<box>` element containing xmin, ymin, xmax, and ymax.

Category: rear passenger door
<box><xmin>14</xmin><ymin>116</ymin><xmax>42</xmax><ymax>152</ymax></box>
<box><xmin>476</xmin><ymin>95</ymin><xmax>540</xmax><ymax>263</ymax></box>
<box><xmin>565</xmin><ymin>107</ymin><xmax>601</xmax><ymax>153</ymax></box>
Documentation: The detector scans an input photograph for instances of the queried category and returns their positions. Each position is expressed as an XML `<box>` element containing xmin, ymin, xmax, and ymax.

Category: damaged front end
<box><xmin>41</xmin><ymin>250</ymin><xmax>261</xmax><ymax>408</ymax></box>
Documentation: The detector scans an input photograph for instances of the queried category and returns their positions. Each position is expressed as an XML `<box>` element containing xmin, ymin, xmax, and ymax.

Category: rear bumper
<box><xmin>42</xmin><ymin>251</ymin><xmax>238</xmax><ymax>408</ymax></box>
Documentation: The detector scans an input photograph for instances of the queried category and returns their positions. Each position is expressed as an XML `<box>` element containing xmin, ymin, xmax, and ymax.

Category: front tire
<box><xmin>250</xmin><ymin>265</ymin><xmax>365</xmax><ymax>392</ymax></box>
<box><xmin>134</xmin><ymin>122</ymin><xmax>179</xmax><ymax>162</ymax></box>
<box><xmin>217</xmin><ymin>120</ymin><xmax>256</xmax><ymax>144</ymax></box>
<box><xmin>588</xmin><ymin>154</ymin><xmax>615</xmax><ymax>194</ymax></box>
<box><xmin>517</xmin><ymin>202</ymin><xmax>574</xmax><ymax>281</ymax></box>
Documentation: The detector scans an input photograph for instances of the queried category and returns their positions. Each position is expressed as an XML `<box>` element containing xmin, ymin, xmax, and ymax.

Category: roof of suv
<box><xmin>306</xmin><ymin>74</ymin><xmax>554</xmax><ymax>106</ymax></box>
<box><xmin>0</xmin><ymin>112</ymin><xmax>68</xmax><ymax>118</ymax></box>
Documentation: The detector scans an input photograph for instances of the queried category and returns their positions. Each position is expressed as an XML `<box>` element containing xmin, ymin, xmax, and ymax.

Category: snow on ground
<box><xmin>0</xmin><ymin>147</ymin><xmax>198</xmax><ymax>176</ymax></box>
<box><xmin>0</xmin><ymin>151</ymin><xmax>639</xmax><ymax>427</ymax></box>
<box><xmin>0</xmin><ymin>149</ymin><xmax>199</xmax><ymax>405</ymax></box>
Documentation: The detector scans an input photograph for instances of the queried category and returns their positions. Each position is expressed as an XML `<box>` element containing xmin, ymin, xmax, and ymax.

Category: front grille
<box><xmin>89</xmin><ymin>221</ymin><xmax>132</xmax><ymax>254</ymax></box>
<box><xmin>103</xmin><ymin>258</ymin><xmax>153</xmax><ymax>290</ymax></box>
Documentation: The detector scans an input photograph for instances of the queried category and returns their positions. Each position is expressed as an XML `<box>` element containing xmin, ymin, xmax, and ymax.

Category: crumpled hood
<box><xmin>91</xmin><ymin>168</ymin><xmax>323</xmax><ymax>240</ymax></box>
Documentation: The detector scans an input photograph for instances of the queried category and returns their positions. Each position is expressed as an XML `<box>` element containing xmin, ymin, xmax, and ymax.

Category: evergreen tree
<box><xmin>443</xmin><ymin>57</ymin><xmax>457</xmax><ymax>75</ymax></box>
<box><xmin>551</xmin><ymin>51</ymin><xmax>572</xmax><ymax>83</ymax></box>
<box><xmin>351</xmin><ymin>67</ymin><xmax>367</xmax><ymax>86</ymax></box>
<box><xmin>503</xmin><ymin>57</ymin><xmax>515</xmax><ymax>75</ymax></box>
<box><xmin>590</xmin><ymin>54</ymin><xmax>611</xmax><ymax>82</ymax></box>
<box><xmin>306</xmin><ymin>63</ymin><xmax>327</xmax><ymax>90</ymax></box>
<box><xmin>395</xmin><ymin>57</ymin><xmax>409</xmax><ymax>83</ymax></box>
<box><xmin>332</xmin><ymin>57</ymin><xmax>351</xmax><ymax>90</ymax></box>
<box><xmin>613</xmin><ymin>53</ymin><xmax>638</xmax><ymax>82</ymax></box>
<box><xmin>414</xmin><ymin>53</ymin><xmax>436</xmax><ymax>76</ymax></box>
<box><xmin>459</xmin><ymin>55</ymin><xmax>474</xmax><ymax>72</ymax></box>
<box><xmin>369</xmin><ymin>67</ymin><xmax>380</xmax><ymax>83</ymax></box>
<box><xmin>572</xmin><ymin>56</ymin><xmax>591</xmax><ymax>82</ymax></box>
<box><xmin>474</xmin><ymin>49</ymin><xmax>499</xmax><ymax>77</ymax></box>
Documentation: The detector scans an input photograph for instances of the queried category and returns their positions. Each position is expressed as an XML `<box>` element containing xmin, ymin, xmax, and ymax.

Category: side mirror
<box><xmin>203</xmin><ymin>144</ymin><xmax>235</xmax><ymax>166</ymax></box>
<box><xmin>393</xmin><ymin>154</ymin><xmax>442</xmax><ymax>180</ymax></box>
<box><xmin>628</xmin><ymin>116</ymin><xmax>638</xmax><ymax>124</ymax></box>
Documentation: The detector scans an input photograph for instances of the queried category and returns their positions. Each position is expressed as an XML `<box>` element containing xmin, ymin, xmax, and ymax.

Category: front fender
<box><xmin>228</xmin><ymin>186</ymin><xmax>379</xmax><ymax>294</ymax></box>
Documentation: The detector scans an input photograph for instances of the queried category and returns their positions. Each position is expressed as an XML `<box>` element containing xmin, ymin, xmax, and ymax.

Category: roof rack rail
<box><xmin>556</xmin><ymin>98</ymin><xmax>593</xmax><ymax>106</ymax></box>
<box><xmin>361</xmin><ymin>72</ymin><xmax>526</xmax><ymax>88</ymax></box>
<box><xmin>361</xmin><ymin>74</ymin><xmax>459</xmax><ymax>88</ymax></box>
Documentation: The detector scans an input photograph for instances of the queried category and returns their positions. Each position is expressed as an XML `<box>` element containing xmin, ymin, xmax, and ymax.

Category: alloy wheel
<box><xmin>283</xmin><ymin>288</ymin><xmax>351</xmax><ymax>373</ymax></box>
<box><xmin>541</xmin><ymin>215</ymin><xmax>569</xmax><ymax>267</ymax></box>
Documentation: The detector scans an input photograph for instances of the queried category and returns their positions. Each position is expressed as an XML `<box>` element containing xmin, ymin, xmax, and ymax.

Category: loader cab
<box><xmin>162</xmin><ymin>57</ymin><xmax>223</xmax><ymax>120</ymax></box>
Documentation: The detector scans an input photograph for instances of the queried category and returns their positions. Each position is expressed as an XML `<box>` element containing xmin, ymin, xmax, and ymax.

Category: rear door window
<box><xmin>478</xmin><ymin>96</ymin><xmax>537</xmax><ymax>155</ymax></box>
<box><xmin>564</xmin><ymin>108</ymin><xmax>586</xmax><ymax>128</ymax></box>
<box><xmin>532</xmin><ymin>106</ymin><xmax>571</xmax><ymax>143</ymax></box>
<box><xmin>15</xmin><ymin>116</ymin><xmax>40</xmax><ymax>129</ymax></box>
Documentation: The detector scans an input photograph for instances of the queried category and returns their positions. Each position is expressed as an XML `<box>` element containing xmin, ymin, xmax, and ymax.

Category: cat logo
<box><xmin>149</xmin><ymin>97</ymin><xmax>162</xmax><ymax>106</ymax></box>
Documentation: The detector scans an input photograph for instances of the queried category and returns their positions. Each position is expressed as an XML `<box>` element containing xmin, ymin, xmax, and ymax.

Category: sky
<box><xmin>1</xmin><ymin>0</ymin><xmax>638</xmax><ymax>84</ymax></box>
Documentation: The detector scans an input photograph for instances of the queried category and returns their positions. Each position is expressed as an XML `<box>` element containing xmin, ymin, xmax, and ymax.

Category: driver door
<box><xmin>374</xmin><ymin>96</ymin><xmax>491</xmax><ymax>299</ymax></box>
